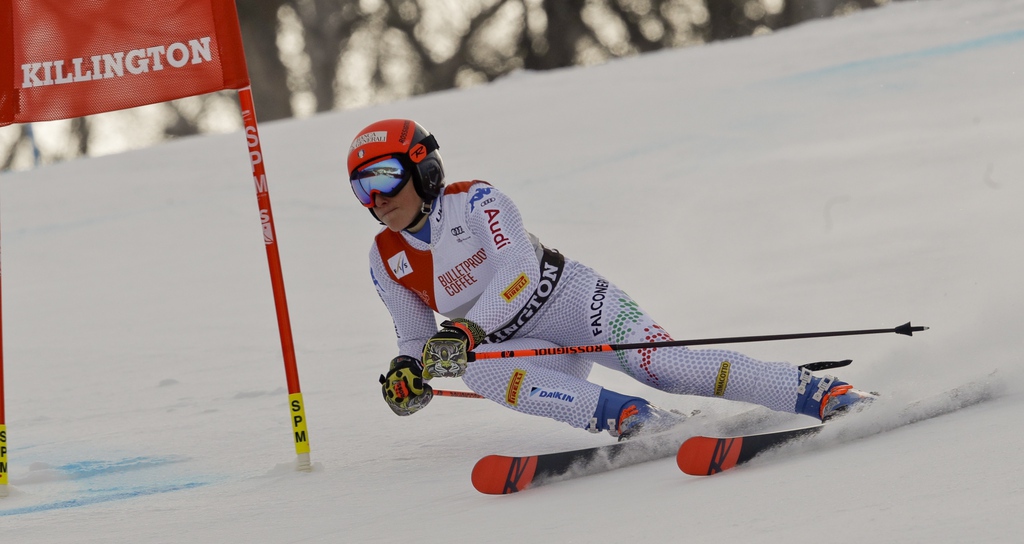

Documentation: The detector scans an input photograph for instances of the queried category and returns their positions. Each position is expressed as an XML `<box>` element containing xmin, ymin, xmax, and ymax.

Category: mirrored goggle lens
<box><xmin>350</xmin><ymin>157</ymin><xmax>409</xmax><ymax>207</ymax></box>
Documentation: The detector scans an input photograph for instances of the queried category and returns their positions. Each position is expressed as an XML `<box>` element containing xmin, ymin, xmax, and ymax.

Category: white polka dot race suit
<box><xmin>369</xmin><ymin>181</ymin><xmax>804</xmax><ymax>430</ymax></box>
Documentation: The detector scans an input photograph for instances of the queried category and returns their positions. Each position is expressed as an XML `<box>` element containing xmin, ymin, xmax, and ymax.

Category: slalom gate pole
<box><xmin>467</xmin><ymin>322</ymin><xmax>928</xmax><ymax>362</ymax></box>
<box><xmin>1</xmin><ymin>218</ymin><xmax>6</xmax><ymax>498</ymax></box>
<box><xmin>239</xmin><ymin>88</ymin><xmax>311</xmax><ymax>472</ymax></box>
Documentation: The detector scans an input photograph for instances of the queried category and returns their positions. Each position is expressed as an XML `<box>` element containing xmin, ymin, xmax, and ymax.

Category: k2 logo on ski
<box><xmin>388</xmin><ymin>251</ymin><xmax>413</xmax><ymax>279</ymax></box>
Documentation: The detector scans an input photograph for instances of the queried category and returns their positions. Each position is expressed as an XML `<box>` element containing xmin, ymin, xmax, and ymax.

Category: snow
<box><xmin>2</xmin><ymin>0</ymin><xmax>1023</xmax><ymax>541</ymax></box>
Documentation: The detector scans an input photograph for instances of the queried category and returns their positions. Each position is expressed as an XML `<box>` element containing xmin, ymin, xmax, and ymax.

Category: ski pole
<box><xmin>467</xmin><ymin>322</ymin><xmax>928</xmax><ymax>362</ymax></box>
<box><xmin>433</xmin><ymin>388</ymin><xmax>485</xmax><ymax>399</ymax></box>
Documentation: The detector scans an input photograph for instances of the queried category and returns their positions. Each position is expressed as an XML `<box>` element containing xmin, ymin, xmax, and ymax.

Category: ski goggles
<box><xmin>350</xmin><ymin>156</ymin><xmax>412</xmax><ymax>208</ymax></box>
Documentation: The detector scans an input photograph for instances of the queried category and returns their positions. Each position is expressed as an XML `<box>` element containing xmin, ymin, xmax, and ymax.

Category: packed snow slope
<box><xmin>2</xmin><ymin>0</ymin><xmax>1023</xmax><ymax>542</ymax></box>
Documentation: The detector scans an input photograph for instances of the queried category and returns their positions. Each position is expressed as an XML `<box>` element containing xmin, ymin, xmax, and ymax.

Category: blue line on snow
<box><xmin>0</xmin><ymin>482</ymin><xmax>208</xmax><ymax>517</ymax></box>
<box><xmin>785</xmin><ymin>28</ymin><xmax>1024</xmax><ymax>81</ymax></box>
<box><xmin>0</xmin><ymin>454</ymin><xmax>211</xmax><ymax>517</ymax></box>
<box><xmin>55</xmin><ymin>456</ymin><xmax>189</xmax><ymax>479</ymax></box>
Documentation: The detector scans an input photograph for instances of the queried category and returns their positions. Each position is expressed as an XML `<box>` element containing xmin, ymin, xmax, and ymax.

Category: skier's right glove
<box><xmin>422</xmin><ymin>318</ymin><xmax>485</xmax><ymax>379</ymax></box>
<box><xmin>380</xmin><ymin>355</ymin><xmax>433</xmax><ymax>416</ymax></box>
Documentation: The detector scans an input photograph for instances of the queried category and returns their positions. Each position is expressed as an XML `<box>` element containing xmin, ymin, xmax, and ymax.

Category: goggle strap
<box><xmin>419</xmin><ymin>134</ymin><xmax>439</xmax><ymax>154</ymax></box>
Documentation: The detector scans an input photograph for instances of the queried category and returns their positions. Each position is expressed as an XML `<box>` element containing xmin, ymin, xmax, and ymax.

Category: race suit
<box><xmin>369</xmin><ymin>181</ymin><xmax>803</xmax><ymax>429</ymax></box>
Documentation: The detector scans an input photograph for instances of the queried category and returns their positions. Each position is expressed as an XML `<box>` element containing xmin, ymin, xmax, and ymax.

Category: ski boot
<box><xmin>795</xmin><ymin>369</ymin><xmax>877</xmax><ymax>421</ymax></box>
<box><xmin>589</xmin><ymin>388</ymin><xmax>688</xmax><ymax>440</ymax></box>
<box><xmin>615</xmin><ymin>402</ymin><xmax>689</xmax><ymax>440</ymax></box>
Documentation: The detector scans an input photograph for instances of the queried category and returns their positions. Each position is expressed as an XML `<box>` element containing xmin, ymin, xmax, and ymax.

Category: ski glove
<box><xmin>380</xmin><ymin>355</ymin><xmax>433</xmax><ymax>416</ymax></box>
<box><xmin>422</xmin><ymin>318</ymin><xmax>485</xmax><ymax>379</ymax></box>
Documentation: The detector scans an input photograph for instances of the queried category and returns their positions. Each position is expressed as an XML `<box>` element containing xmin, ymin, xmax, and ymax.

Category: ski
<box><xmin>677</xmin><ymin>425</ymin><xmax>822</xmax><ymax>475</ymax></box>
<box><xmin>472</xmin><ymin>430</ymin><xmax>680</xmax><ymax>495</ymax></box>
<box><xmin>677</xmin><ymin>374</ymin><xmax>1002</xmax><ymax>476</ymax></box>
<box><xmin>471</xmin><ymin>406</ymin><xmax>785</xmax><ymax>495</ymax></box>
<box><xmin>470</xmin><ymin>360</ymin><xmax>857</xmax><ymax>494</ymax></box>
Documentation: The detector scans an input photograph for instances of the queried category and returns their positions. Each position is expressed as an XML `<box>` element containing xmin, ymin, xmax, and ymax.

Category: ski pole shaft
<box><xmin>433</xmin><ymin>389</ymin><xmax>485</xmax><ymax>399</ymax></box>
<box><xmin>467</xmin><ymin>322</ymin><xmax>927</xmax><ymax>362</ymax></box>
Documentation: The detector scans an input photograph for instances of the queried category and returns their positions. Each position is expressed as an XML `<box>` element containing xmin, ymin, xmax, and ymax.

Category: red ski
<box><xmin>471</xmin><ymin>405</ymin><xmax>783</xmax><ymax>494</ymax></box>
<box><xmin>472</xmin><ymin>431</ymin><xmax>681</xmax><ymax>495</ymax></box>
<box><xmin>678</xmin><ymin>374</ymin><xmax>1001</xmax><ymax>476</ymax></box>
<box><xmin>676</xmin><ymin>426</ymin><xmax>822</xmax><ymax>475</ymax></box>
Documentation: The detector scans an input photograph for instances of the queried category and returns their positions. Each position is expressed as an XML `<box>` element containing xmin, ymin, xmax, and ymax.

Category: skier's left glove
<box><xmin>422</xmin><ymin>318</ymin><xmax>485</xmax><ymax>379</ymax></box>
<box><xmin>380</xmin><ymin>355</ymin><xmax>433</xmax><ymax>416</ymax></box>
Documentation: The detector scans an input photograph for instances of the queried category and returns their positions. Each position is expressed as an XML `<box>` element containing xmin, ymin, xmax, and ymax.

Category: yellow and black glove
<box><xmin>380</xmin><ymin>355</ymin><xmax>433</xmax><ymax>416</ymax></box>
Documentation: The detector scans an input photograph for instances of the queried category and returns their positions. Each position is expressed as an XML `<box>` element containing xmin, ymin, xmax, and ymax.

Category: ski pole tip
<box><xmin>895</xmin><ymin>322</ymin><xmax>929</xmax><ymax>336</ymax></box>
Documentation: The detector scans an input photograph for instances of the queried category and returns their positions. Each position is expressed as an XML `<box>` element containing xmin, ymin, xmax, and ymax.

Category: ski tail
<box><xmin>676</xmin><ymin>426</ymin><xmax>822</xmax><ymax>476</ymax></box>
<box><xmin>472</xmin><ymin>455</ymin><xmax>539</xmax><ymax>495</ymax></box>
<box><xmin>677</xmin><ymin>372</ymin><xmax>1004</xmax><ymax>476</ymax></box>
<box><xmin>676</xmin><ymin>436</ymin><xmax>744</xmax><ymax>476</ymax></box>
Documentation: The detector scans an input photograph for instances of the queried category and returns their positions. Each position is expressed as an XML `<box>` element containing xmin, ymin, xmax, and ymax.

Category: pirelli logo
<box><xmin>714</xmin><ymin>361</ymin><xmax>731</xmax><ymax>396</ymax></box>
<box><xmin>506</xmin><ymin>369</ymin><xmax>527</xmax><ymax>406</ymax></box>
<box><xmin>501</xmin><ymin>273</ymin><xmax>530</xmax><ymax>303</ymax></box>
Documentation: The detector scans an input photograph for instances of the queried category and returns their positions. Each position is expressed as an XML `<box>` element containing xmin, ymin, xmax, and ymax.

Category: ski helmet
<box><xmin>347</xmin><ymin>119</ymin><xmax>445</xmax><ymax>206</ymax></box>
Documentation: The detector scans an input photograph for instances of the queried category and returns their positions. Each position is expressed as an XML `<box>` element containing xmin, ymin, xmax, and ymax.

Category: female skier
<box><xmin>350</xmin><ymin>119</ymin><xmax>872</xmax><ymax>439</ymax></box>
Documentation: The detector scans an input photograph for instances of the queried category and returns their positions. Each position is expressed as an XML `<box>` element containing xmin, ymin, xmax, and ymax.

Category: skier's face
<box><xmin>373</xmin><ymin>179</ymin><xmax>423</xmax><ymax>232</ymax></box>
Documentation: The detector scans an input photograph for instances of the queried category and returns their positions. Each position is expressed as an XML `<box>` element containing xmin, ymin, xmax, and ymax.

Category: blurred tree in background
<box><xmin>0</xmin><ymin>0</ymin><xmax>897</xmax><ymax>171</ymax></box>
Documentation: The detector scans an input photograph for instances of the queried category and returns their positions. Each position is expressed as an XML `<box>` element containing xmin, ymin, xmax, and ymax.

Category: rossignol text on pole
<box><xmin>466</xmin><ymin>322</ymin><xmax>928</xmax><ymax>362</ymax></box>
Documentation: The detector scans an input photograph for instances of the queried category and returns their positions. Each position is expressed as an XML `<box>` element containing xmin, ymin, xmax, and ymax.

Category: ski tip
<box><xmin>676</xmin><ymin>436</ymin><xmax>743</xmax><ymax>476</ymax></box>
<box><xmin>471</xmin><ymin>455</ymin><xmax>538</xmax><ymax>495</ymax></box>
